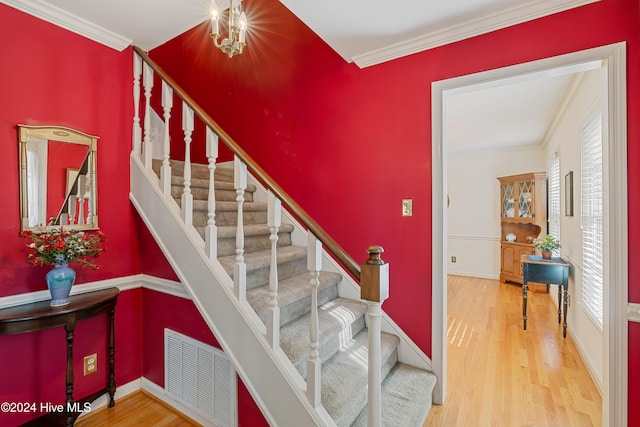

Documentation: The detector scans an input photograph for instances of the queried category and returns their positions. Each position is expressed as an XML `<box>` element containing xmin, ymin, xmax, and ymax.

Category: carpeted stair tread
<box><xmin>169</xmin><ymin>175</ymin><xmax>256</xmax><ymax>192</ymax></box>
<box><xmin>278</xmin><ymin>297</ymin><xmax>368</xmax><ymax>377</ymax></box>
<box><xmin>169</xmin><ymin>176</ymin><xmax>257</xmax><ymax>202</ymax></box>
<box><xmin>178</xmin><ymin>199</ymin><xmax>267</xmax><ymax>212</ymax></box>
<box><xmin>152</xmin><ymin>159</ymin><xmax>234</xmax><ymax>182</ymax></box>
<box><xmin>216</xmin><ymin>223</ymin><xmax>294</xmax><ymax>238</ymax></box>
<box><xmin>321</xmin><ymin>330</ymin><xmax>401</xmax><ymax>427</ymax></box>
<box><xmin>195</xmin><ymin>224</ymin><xmax>294</xmax><ymax>256</ymax></box>
<box><xmin>247</xmin><ymin>271</ymin><xmax>342</xmax><ymax>326</ymax></box>
<box><xmin>218</xmin><ymin>245</ymin><xmax>308</xmax><ymax>287</ymax></box>
<box><xmin>352</xmin><ymin>363</ymin><xmax>437</xmax><ymax>427</ymax></box>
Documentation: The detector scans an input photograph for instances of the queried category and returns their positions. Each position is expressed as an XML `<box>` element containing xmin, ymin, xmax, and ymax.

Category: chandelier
<box><xmin>210</xmin><ymin>0</ymin><xmax>247</xmax><ymax>58</ymax></box>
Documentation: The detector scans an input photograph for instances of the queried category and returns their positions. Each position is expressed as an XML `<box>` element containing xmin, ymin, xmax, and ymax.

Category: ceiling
<box><xmin>2</xmin><ymin>0</ymin><xmax>600</xmax><ymax>151</ymax></box>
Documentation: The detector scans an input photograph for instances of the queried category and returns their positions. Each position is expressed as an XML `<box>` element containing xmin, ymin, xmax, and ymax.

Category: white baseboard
<box><xmin>447</xmin><ymin>271</ymin><xmax>500</xmax><ymax>280</ymax></box>
<box><xmin>76</xmin><ymin>378</ymin><xmax>141</xmax><ymax>420</ymax></box>
<box><xmin>141</xmin><ymin>377</ymin><xmax>216</xmax><ymax>426</ymax></box>
<box><xmin>76</xmin><ymin>377</ymin><xmax>213</xmax><ymax>426</ymax></box>
<box><xmin>629</xmin><ymin>302</ymin><xmax>640</xmax><ymax>323</ymax></box>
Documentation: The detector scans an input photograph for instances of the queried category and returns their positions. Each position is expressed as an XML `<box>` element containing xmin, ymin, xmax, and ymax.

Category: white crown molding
<box><xmin>1</xmin><ymin>0</ymin><xmax>131</xmax><ymax>51</ymax></box>
<box><xmin>0</xmin><ymin>274</ymin><xmax>187</xmax><ymax>309</ymax></box>
<box><xmin>629</xmin><ymin>303</ymin><xmax>640</xmax><ymax>323</ymax></box>
<box><xmin>352</xmin><ymin>0</ymin><xmax>601</xmax><ymax>68</ymax></box>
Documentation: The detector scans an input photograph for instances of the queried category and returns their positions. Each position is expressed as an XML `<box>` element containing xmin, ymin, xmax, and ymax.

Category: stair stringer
<box><xmin>245</xmin><ymin>172</ymin><xmax>434</xmax><ymax>372</ymax></box>
<box><xmin>130</xmin><ymin>154</ymin><xmax>336</xmax><ymax>427</ymax></box>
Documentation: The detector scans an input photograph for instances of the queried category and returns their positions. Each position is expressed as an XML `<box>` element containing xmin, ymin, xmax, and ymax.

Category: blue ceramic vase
<box><xmin>46</xmin><ymin>262</ymin><xmax>76</xmax><ymax>306</ymax></box>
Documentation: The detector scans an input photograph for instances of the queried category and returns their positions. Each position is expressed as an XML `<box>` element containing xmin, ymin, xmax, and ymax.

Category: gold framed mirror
<box><xmin>18</xmin><ymin>124</ymin><xmax>99</xmax><ymax>232</ymax></box>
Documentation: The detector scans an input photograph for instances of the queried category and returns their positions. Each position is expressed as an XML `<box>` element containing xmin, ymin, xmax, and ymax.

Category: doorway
<box><xmin>431</xmin><ymin>43</ymin><xmax>628</xmax><ymax>425</ymax></box>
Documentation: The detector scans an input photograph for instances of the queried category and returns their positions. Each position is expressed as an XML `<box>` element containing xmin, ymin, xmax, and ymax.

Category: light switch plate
<box><xmin>402</xmin><ymin>199</ymin><xmax>413</xmax><ymax>216</ymax></box>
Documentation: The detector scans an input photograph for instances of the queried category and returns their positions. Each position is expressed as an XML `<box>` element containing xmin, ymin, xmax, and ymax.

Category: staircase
<box><xmin>131</xmin><ymin>46</ymin><xmax>436</xmax><ymax>426</ymax></box>
<box><xmin>151</xmin><ymin>159</ymin><xmax>436</xmax><ymax>426</ymax></box>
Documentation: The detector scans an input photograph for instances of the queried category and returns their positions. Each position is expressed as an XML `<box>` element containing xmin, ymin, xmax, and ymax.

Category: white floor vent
<box><xmin>165</xmin><ymin>329</ymin><xmax>237</xmax><ymax>426</ymax></box>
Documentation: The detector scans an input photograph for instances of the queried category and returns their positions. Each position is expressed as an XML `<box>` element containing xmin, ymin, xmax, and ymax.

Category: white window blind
<box><xmin>581</xmin><ymin>110</ymin><xmax>603</xmax><ymax>329</ymax></box>
<box><xmin>547</xmin><ymin>155</ymin><xmax>561</xmax><ymax>255</ymax></box>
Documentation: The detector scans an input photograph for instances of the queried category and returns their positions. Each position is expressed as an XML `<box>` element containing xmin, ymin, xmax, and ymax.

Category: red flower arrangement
<box><xmin>21</xmin><ymin>227</ymin><xmax>106</xmax><ymax>269</ymax></box>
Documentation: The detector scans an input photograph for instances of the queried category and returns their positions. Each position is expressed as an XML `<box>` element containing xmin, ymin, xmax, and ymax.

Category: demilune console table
<box><xmin>0</xmin><ymin>287</ymin><xmax>119</xmax><ymax>426</ymax></box>
<box><xmin>521</xmin><ymin>255</ymin><xmax>570</xmax><ymax>338</ymax></box>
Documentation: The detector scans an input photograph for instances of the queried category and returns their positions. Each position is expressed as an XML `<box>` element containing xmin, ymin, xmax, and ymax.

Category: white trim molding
<box><xmin>629</xmin><ymin>303</ymin><xmax>640</xmax><ymax>323</ymax></box>
<box><xmin>353</xmin><ymin>0</ymin><xmax>600</xmax><ymax>67</ymax></box>
<box><xmin>0</xmin><ymin>274</ymin><xmax>187</xmax><ymax>309</ymax></box>
<box><xmin>1</xmin><ymin>0</ymin><xmax>131</xmax><ymax>51</ymax></box>
<box><xmin>432</xmin><ymin>42</ymin><xmax>627</xmax><ymax>426</ymax></box>
<box><xmin>448</xmin><ymin>234</ymin><xmax>500</xmax><ymax>242</ymax></box>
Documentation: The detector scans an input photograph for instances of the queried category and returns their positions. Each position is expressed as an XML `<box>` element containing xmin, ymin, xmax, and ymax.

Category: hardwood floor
<box><xmin>75</xmin><ymin>275</ymin><xmax>601</xmax><ymax>426</ymax></box>
<box><xmin>424</xmin><ymin>275</ymin><xmax>602</xmax><ymax>427</ymax></box>
<box><xmin>75</xmin><ymin>391</ymin><xmax>200</xmax><ymax>427</ymax></box>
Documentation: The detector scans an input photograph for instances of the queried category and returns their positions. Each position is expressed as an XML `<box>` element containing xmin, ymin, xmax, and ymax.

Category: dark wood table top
<box><xmin>0</xmin><ymin>288</ymin><xmax>120</xmax><ymax>335</ymax></box>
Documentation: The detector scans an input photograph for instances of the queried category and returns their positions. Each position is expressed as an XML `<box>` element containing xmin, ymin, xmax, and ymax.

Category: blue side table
<box><xmin>521</xmin><ymin>255</ymin><xmax>570</xmax><ymax>338</ymax></box>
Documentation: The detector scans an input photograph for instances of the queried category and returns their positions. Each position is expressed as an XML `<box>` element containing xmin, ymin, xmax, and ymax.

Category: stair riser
<box><xmin>294</xmin><ymin>315</ymin><xmax>366</xmax><ymax>379</ymax></box>
<box><xmin>171</xmin><ymin>185</ymin><xmax>253</xmax><ymax>202</ymax></box>
<box><xmin>152</xmin><ymin>159</ymin><xmax>235</xmax><ymax>182</ymax></box>
<box><xmin>230</xmin><ymin>257</ymin><xmax>308</xmax><ymax>290</ymax></box>
<box><xmin>273</xmin><ymin>283</ymin><xmax>339</xmax><ymax>328</ymax></box>
<box><xmin>331</xmin><ymin>348</ymin><xmax>399</xmax><ymax>427</ymax></box>
<box><xmin>215</xmin><ymin>233</ymin><xmax>292</xmax><ymax>257</ymax></box>
<box><xmin>192</xmin><ymin>209</ymin><xmax>267</xmax><ymax>227</ymax></box>
<box><xmin>169</xmin><ymin>165</ymin><xmax>234</xmax><ymax>182</ymax></box>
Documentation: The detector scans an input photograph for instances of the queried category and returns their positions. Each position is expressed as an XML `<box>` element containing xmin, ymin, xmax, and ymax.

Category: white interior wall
<box><xmin>447</xmin><ymin>147</ymin><xmax>545</xmax><ymax>278</ymax></box>
<box><xmin>543</xmin><ymin>68</ymin><xmax>604</xmax><ymax>390</ymax></box>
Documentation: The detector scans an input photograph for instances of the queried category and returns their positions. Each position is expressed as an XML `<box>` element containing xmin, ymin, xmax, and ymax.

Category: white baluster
<box><xmin>77</xmin><ymin>175</ymin><xmax>86</xmax><ymax>225</ymax></box>
<box><xmin>85</xmin><ymin>175</ymin><xmax>92</xmax><ymax>221</ymax></box>
<box><xmin>234</xmin><ymin>156</ymin><xmax>247</xmax><ymax>301</ymax></box>
<box><xmin>132</xmin><ymin>53</ymin><xmax>142</xmax><ymax>156</ymax></box>
<box><xmin>307</xmin><ymin>234</ymin><xmax>322</xmax><ymax>407</ymax></box>
<box><xmin>68</xmin><ymin>196</ymin><xmax>76</xmax><ymax>225</ymax></box>
<box><xmin>160</xmin><ymin>81</ymin><xmax>173</xmax><ymax>196</ymax></box>
<box><xmin>267</xmin><ymin>190</ymin><xmax>281</xmax><ymax>349</ymax></box>
<box><xmin>205</xmin><ymin>127</ymin><xmax>219</xmax><ymax>260</ymax></box>
<box><xmin>181</xmin><ymin>103</ymin><xmax>194</xmax><ymax>225</ymax></box>
<box><xmin>142</xmin><ymin>62</ymin><xmax>154</xmax><ymax>169</ymax></box>
<box><xmin>360</xmin><ymin>246</ymin><xmax>389</xmax><ymax>427</ymax></box>
<box><xmin>60</xmin><ymin>213</ymin><xmax>69</xmax><ymax>226</ymax></box>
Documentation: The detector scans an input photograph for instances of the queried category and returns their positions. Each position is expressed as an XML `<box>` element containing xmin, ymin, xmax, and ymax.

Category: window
<box><xmin>547</xmin><ymin>155</ymin><xmax>561</xmax><ymax>255</ymax></box>
<box><xmin>581</xmin><ymin>110</ymin><xmax>603</xmax><ymax>329</ymax></box>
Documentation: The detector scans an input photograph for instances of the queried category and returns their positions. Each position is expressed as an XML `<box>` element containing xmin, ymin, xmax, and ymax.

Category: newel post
<box><xmin>360</xmin><ymin>245</ymin><xmax>389</xmax><ymax>427</ymax></box>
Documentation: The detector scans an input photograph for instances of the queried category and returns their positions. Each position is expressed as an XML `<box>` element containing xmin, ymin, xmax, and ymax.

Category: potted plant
<box><xmin>21</xmin><ymin>227</ymin><xmax>106</xmax><ymax>306</ymax></box>
<box><xmin>533</xmin><ymin>234</ymin><xmax>560</xmax><ymax>259</ymax></box>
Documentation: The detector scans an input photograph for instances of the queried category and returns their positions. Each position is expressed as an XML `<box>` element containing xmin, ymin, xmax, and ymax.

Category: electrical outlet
<box><xmin>84</xmin><ymin>353</ymin><xmax>97</xmax><ymax>376</ymax></box>
<box><xmin>451</xmin><ymin>256</ymin><xmax>456</xmax><ymax>263</ymax></box>
<box><xmin>402</xmin><ymin>199</ymin><xmax>413</xmax><ymax>216</ymax></box>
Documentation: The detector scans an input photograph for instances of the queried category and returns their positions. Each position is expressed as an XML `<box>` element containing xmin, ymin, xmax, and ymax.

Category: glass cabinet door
<box><xmin>502</xmin><ymin>183</ymin><xmax>515</xmax><ymax>217</ymax></box>
<box><xmin>518</xmin><ymin>180</ymin><xmax>534</xmax><ymax>218</ymax></box>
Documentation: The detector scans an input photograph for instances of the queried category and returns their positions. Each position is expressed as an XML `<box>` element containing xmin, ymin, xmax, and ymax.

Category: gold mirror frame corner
<box><xmin>18</xmin><ymin>124</ymin><xmax>99</xmax><ymax>233</ymax></box>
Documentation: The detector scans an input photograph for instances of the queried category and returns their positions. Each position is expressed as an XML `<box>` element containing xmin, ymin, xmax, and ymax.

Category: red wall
<box><xmin>0</xmin><ymin>5</ymin><xmax>140</xmax><ymax>295</ymax></box>
<box><xmin>0</xmin><ymin>5</ymin><xmax>142</xmax><ymax>425</ymax></box>
<box><xmin>149</xmin><ymin>0</ymin><xmax>640</xmax><ymax>423</ymax></box>
<box><xmin>141</xmin><ymin>289</ymin><xmax>267</xmax><ymax>426</ymax></box>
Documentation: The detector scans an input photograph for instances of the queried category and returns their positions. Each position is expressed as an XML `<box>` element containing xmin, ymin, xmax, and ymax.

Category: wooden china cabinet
<box><xmin>498</xmin><ymin>172</ymin><xmax>547</xmax><ymax>284</ymax></box>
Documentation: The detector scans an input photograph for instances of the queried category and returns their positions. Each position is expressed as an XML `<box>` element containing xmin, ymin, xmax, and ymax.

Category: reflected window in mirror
<box><xmin>18</xmin><ymin>125</ymin><xmax>99</xmax><ymax>233</ymax></box>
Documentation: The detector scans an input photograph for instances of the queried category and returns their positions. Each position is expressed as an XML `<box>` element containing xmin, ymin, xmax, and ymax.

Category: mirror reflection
<box><xmin>19</xmin><ymin>125</ymin><xmax>99</xmax><ymax>232</ymax></box>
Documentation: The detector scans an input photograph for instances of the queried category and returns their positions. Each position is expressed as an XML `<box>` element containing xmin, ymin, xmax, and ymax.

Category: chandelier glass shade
<box><xmin>210</xmin><ymin>0</ymin><xmax>247</xmax><ymax>58</ymax></box>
